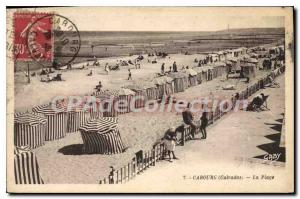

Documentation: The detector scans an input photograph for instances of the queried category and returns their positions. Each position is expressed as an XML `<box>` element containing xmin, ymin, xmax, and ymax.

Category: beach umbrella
<box><xmin>32</xmin><ymin>103</ymin><xmax>68</xmax><ymax>141</ymax></box>
<box><xmin>14</xmin><ymin>146</ymin><xmax>44</xmax><ymax>184</ymax></box>
<box><xmin>14</xmin><ymin>112</ymin><xmax>47</xmax><ymax>149</ymax></box>
<box><xmin>79</xmin><ymin>118</ymin><xmax>124</xmax><ymax>154</ymax></box>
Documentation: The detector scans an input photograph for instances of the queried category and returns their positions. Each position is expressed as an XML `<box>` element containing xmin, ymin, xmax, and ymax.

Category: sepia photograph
<box><xmin>6</xmin><ymin>6</ymin><xmax>294</xmax><ymax>193</ymax></box>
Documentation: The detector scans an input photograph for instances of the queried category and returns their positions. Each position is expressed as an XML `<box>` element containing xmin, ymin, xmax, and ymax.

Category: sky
<box><xmin>8</xmin><ymin>7</ymin><xmax>287</xmax><ymax>31</ymax></box>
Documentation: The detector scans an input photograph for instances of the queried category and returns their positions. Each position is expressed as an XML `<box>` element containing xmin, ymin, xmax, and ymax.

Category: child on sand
<box><xmin>105</xmin><ymin>63</ymin><xmax>109</xmax><ymax>75</ymax></box>
<box><xmin>128</xmin><ymin>69</ymin><xmax>132</xmax><ymax>80</ymax></box>
<box><xmin>163</xmin><ymin>127</ymin><xmax>178</xmax><ymax>162</ymax></box>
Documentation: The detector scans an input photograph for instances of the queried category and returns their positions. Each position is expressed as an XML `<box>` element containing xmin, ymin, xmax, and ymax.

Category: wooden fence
<box><xmin>99</xmin><ymin>66</ymin><xmax>285</xmax><ymax>184</ymax></box>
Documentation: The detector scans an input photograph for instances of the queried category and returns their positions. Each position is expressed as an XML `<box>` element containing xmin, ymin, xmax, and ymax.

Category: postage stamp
<box><xmin>13</xmin><ymin>12</ymin><xmax>81</xmax><ymax>68</ymax></box>
<box><xmin>13</xmin><ymin>12</ymin><xmax>53</xmax><ymax>61</ymax></box>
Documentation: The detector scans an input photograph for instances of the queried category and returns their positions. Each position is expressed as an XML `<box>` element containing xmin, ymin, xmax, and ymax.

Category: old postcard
<box><xmin>6</xmin><ymin>7</ymin><xmax>294</xmax><ymax>193</ymax></box>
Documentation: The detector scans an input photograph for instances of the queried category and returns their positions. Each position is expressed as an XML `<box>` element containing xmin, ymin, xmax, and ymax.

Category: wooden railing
<box><xmin>99</xmin><ymin>66</ymin><xmax>285</xmax><ymax>185</ymax></box>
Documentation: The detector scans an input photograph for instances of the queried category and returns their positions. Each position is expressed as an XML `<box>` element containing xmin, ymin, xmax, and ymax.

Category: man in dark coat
<box><xmin>181</xmin><ymin>103</ymin><xmax>197</xmax><ymax>139</ymax></box>
<box><xmin>173</xmin><ymin>62</ymin><xmax>178</xmax><ymax>72</ymax></box>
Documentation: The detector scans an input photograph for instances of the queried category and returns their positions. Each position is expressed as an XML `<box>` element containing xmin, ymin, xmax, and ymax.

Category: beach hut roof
<box><xmin>217</xmin><ymin>51</ymin><xmax>225</xmax><ymax>55</ymax></box>
<box><xmin>152</xmin><ymin>76</ymin><xmax>174</xmax><ymax>85</ymax></box>
<box><xmin>167</xmin><ymin>72</ymin><xmax>189</xmax><ymax>79</ymax></box>
<box><xmin>79</xmin><ymin>117</ymin><xmax>118</xmax><ymax>134</ymax></box>
<box><xmin>32</xmin><ymin>103</ymin><xmax>66</xmax><ymax>115</ymax></box>
<box><xmin>184</xmin><ymin>68</ymin><xmax>198</xmax><ymax>76</ymax></box>
<box><xmin>241</xmin><ymin>63</ymin><xmax>256</xmax><ymax>68</ymax></box>
<box><xmin>115</xmin><ymin>88</ymin><xmax>136</xmax><ymax>96</ymax></box>
<box><xmin>227</xmin><ymin>57</ymin><xmax>238</xmax><ymax>62</ymax></box>
<box><xmin>212</xmin><ymin>61</ymin><xmax>226</xmax><ymax>67</ymax></box>
<box><xmin>248</xmin><ymin>52</ymin><xmax>259</xmax><ymax>58</ymax></box>
<box><xmin>14</xmin><ymin>112</ymin><xmax>47</xmax><ymax>125</ymax></box>
<box><xmin>192</xmin><ymin>67</ymin><xmax>202</xmax><ymax>72</ymax></box>
<box><xmin>243</xmin><ymin>57</ymin><xmax>258</xmax><ymax>63</ymax></box>
<box><xmin>94</xmin><ymin>88</ymin><xmax>135</xmax><ymax>97</ymax></box>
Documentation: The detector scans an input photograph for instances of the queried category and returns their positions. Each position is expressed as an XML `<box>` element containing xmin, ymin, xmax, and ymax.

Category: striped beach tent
<box><xmin>32</xmin><ymin>103</ymin><xmax>68</xmax><ymax>141</ymax></box>
<box><xmin>152</xmin><ymin>76</ymin><xmax>175</xmax><ymax>98</ymax></box>
<box><xmin>79</xmin><ymin>117</ymin><xmax>124</xmax><ymax>154</ymax></box>
<box><xmin>114</xmin><ymin>88</ymin><xmax>136</xmax><ymax>114</ymax></box>
<box><xmin>184</xmin><ymin>68</ymin><xmax>198</xmax><ymax>87</ymax></box>
<box><xmin>133</xmin><ymin>80</ymin><xmax>158</xmax><ymax>101</ymax></box>
<box><xmin>14</xmin><ymin>112</ymin><xmax>47</xmax><ymax>149</ymax></box>
<box><xmin>193</xmin><ymin>67</ymin><xmax>205</xmax><ymax>84</ymax></box>
<box><xmin>65</xmin><ymin>102</ymin><xmax>90</xmax><ymax>133</ymax></box>
<box><xmin>152</xmin><ymin>76</ymin><xmax>166</xmax><ymax>99</ymax></box>
<box><xmin>93</xmin><ymin>90</ymin><xmax>119</xmax><ymax>117</ymax></box>
<box><xmin>14</xmin><ymin>146</ymin><xmax>44</xmax><ymax>184</ymax></box>
<box><xmin>124</xmin><ymin>84</ymin><xmax>148</xmax><ymax>109</ymax></box>
<box><xmin>212</xmin><ymin>62</ymin><xmax>227</xmax><ymax>77</ymax></box>
<box><xmin>162</xmin><ymin>76</ymin><xmax>175</xmax><ymax>96</ymax></box>
<box><xmin>167</xmin><ymin>72</ymin><xmax>189</xmax><ymax>93</ymax></box>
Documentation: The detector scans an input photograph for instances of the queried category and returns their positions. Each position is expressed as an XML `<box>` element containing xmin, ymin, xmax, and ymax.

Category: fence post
<box><xmin>181</xmin><ymin>129</ymin><xmax>185</xmax><ymax>146</ymax></box>
<box><xmin>128</xmin><ymin>163</ymin><xmax>130</xmax><ymax>181</ymax></box>
<box><xmin>133</xmin><ymin>157</ymin><xmax>137</xmax><ymax>178</ymax></box>
<box><xmin>152</xmin><ymin>148</ymin><xmax>156</xmax><ymax>166</ymax></box>
<box><xmin>108</xmin><ymin>167</ymin><xmax>115</xmax><ymax>184</ymax></box>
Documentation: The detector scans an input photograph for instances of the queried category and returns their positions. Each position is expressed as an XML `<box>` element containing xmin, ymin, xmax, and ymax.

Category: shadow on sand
<box><xmin>58</xmin><ymin>144</ymin><xmax>84</xmax><ymax>155</ymax></box>
<box><xmin>253</xmin><ymin>118</ymin><xmax>286</xmax><ymax>162</ymax></box>
<box><xmin>58</xmin><ymin>144</ymin><xmax>129</xmax><ymax>155</ymax></box>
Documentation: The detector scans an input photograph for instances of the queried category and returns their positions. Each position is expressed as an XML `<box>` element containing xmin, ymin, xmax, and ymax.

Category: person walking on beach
<box><xmin>200</xmin><ymin>112</ymin><xmax>208</xmax><ymax>139</ymax></box>
<box><xmin>163</xmin><ymin>127</ymin><xmax>178</xmax><ymax>162</ymax></box>
<box><xmin>128</xmin><ymin>69</ymin><xmax>132</xmax><ymax>80</ymax></box>
<box><xmin>104</xmin><ymin>63</ymin><xmax>109</xmax><ymax>75</ymax></box>
<box><xmin>161</xmin><ymin>63</ymin><xmax>165</xmax><ymax>74</ymax></box>
<box><xmin>182</xmin><ymin>103</ymin><xmax>197</xmax><ymax>139</ymax></box>
<box><xmin>173</xmin><ymin>61</ymin><xmax>178</xmax><ymax>72</ymax></box>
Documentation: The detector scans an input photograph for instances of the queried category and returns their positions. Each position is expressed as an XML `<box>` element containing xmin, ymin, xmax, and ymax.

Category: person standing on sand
<box><xmin>105</xmin><ymin>63</ymin><xmax>109</xmax><ymax>75</ymax></box>
<box><xmin>163</xmin><ymin>127</ymin><xmax>178</xmax><ymax>162</ymax></box>
<box><xmin>128</xmin><ymin>69</ymin><xmax>132</xmax><ymax>80</ymax></box>
<box><xmin>200</xmin><ymin>112</ymin><xmax>208</xmax><ymax>139</ymax></box>
<box><xmin>173</xmin><ymin>61</ymin><xmax>178</xmax><ymax>72</ymax></box>
<box><xmin>161</xmin><ymin>63</ymin><xmax>165</xmax><ymax>74</ymax></box>
<box><xmin>182</xmin><ymin>103</ymin><xmax>197</xmax><ymax>139</ymax></box>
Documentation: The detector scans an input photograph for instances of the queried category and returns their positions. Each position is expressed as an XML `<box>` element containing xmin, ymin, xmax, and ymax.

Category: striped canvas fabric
<box><xmin>57</xmin><ymin>101</ymin><xmax>91</xmax><ymax>133</ymax></box>
<box><xmin>145</xmin><ymin>87</ymin><xmax>159</xmax><ymax>100</ymax></box>
<box><xmin>123</xmin><ymin>84</ymin><xmax>148</xmax><ymax>109</ymax></box>
<box><xmin>188</xmin><ymin>75</ymin><xmax>198</xmax><ymax>87</ymax></box>
<box><xmin>81</xmin><ymin>129</ymin><xmax>124</xmax><ymax>154</ymax></box>
<box><xmin>14</xmin><ymin>146</ymin><xmax>44</xmax><ymax>184</ymax></box>
<box><xmin>94</xmin><ymin>89</ymin><xmax>135</xmax><ymax>116</ymax></box>
<box><xmin>165</xmin><ymin>82</ymin><xmax>174</xmax><ymax>95</ymax></box>
<box><xmin>133</xmin><ymin>90</ymin><xmax>147</xmax><ymax>109</ymax></box>
<box><xmin>67</xmin><ymin>111</ymin><xmax>89</xmax><ymax>133</ymax></box>
<box><xmin>32</xmin><ymin>104</ymin><xmax>68</xmax><ymax>141</ymax></box>
<box><xmin>167</xmin><ymin>72</ymin><xmax>189</xmax><ymax>93</ymax></box>
<box><xmin>79</xmin><ymin>118</ymin><xmax>124</xmax><ymax>154</ymax></box>
<box><xmin>14</xmin><ymin>112</ymin><xmax>47</xmax><ymax>149</ymax></box>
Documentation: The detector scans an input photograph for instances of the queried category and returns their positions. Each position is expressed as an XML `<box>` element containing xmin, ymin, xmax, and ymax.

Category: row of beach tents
<box><xmin>13</xmin><ymin>45</ymin><xmax>283</xmax><ymax>184</ymax></box>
